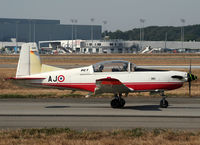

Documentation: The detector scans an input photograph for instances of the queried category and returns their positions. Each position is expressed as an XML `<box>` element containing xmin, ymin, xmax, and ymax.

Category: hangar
<box><xmin>0</xmin><ymin>18</ymin><xmax>102</xmax><ymax>43</ymax></box>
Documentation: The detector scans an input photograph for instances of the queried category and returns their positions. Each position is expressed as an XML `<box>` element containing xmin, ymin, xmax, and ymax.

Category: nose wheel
<box><xmin>160</xmin><ymin>99</ymin><xmax>168</xmax><ymax>108</ymax></box>
<box><xmin>110</xmin><ymin>94</ymin><xmax>126</xmax><ymax>108</ymax></box>
<box><xmin>160</xmin><ymin>92</ymin><xmax>169</xmax><ymax>108</ymax></box>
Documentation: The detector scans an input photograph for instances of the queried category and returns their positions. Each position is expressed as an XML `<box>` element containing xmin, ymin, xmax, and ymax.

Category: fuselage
<box><xmin>17</xmin><ymin>65</ymin><xmax>188</xmax><ymax>93</ymax></box>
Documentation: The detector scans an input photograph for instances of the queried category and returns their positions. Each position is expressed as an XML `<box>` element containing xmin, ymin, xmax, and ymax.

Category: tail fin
<box><xmin>16</xmin><ymin>43</ymin><xmax>41</xmax><ymax>77</ymax></box>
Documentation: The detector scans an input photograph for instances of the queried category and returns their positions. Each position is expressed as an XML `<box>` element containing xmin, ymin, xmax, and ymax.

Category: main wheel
<box><xmin>110</xmin><ymin>98</ymin><xmax>126</xmax><ymax>108</ymax></box>
<box><xmin>160</xmin><ymin>99</ymin><xmax>168</xmax><ymax>108</ymax></box>
<box><xmin>111</xmin><ymin>99</ymin><xmax>120</xmax><ymax>108</ymax></box>
<box><xmin>119</xmin><ymin>98</ymin><xmax>126</xmax><ymax>108</ymax></box>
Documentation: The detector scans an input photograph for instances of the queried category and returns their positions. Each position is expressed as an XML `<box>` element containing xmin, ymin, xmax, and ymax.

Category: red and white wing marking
<box><xmin>95</xmin><ymin>77</ymin><xmax>132</xmax><ymax>94</ymax></box>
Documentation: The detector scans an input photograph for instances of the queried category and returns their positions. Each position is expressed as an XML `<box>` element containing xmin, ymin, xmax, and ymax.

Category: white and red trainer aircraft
<box><xmin>8</xmin><ymin>43</ymin><xmax>197</xmax><ymax>108</ymax></box>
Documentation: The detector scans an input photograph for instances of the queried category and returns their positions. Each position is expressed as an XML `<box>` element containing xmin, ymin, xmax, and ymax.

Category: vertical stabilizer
<box><xmin>16</xmin><ymin>43</ymin><xmax>41</xmax><ymax>77</ymax></box>
<box><xmin>30</xmin><ymin>43</ymin><xmax>41</xmax><ymax>75</ymax></box>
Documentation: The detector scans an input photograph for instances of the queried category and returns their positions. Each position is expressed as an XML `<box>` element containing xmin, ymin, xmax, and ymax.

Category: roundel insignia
<box><xmin>58</xmin><ymin>75</ymin><xmax>65</xmax><ymax>82</ymax></box>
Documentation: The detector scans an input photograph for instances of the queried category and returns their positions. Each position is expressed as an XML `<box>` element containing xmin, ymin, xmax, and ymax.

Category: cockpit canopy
<box><xmin>93</xmin><ymin>60</ymin><xmax>135</xmax><ymax>72</ymax></box>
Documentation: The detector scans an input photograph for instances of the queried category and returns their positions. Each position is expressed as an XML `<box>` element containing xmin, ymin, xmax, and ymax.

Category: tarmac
<box><xmin>0</xmin><ymin>97</ymin><xmax>200</xmax><ymax>130</ymax></box>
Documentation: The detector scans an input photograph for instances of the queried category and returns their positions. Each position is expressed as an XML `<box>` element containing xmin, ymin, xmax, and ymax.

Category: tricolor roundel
<box><xmin>58</xmin><ymin>75</ymin><xmax>65</xmax><ymax>82</ymax></box>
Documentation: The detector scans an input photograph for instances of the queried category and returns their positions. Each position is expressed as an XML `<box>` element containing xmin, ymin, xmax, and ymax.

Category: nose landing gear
<box><xmin>160</xmin><ymin>91</ymin><xmax>168</xmax><ymax>108</ymax></box>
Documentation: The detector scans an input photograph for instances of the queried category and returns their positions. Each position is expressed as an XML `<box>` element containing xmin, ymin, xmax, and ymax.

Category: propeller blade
<box><xmin>189</xmin><ymin>60</ymin><xmax>192</xmax><ymax>97</ymax></box>
<box><xmin>189</xmin><ymin>81</ymin><xmax>191</xmax><ymax>97</ymax></box>
<box><xmin>189</xmin><ymin>60</ymin><xmax>191</xmax><ymax>74</ymax></box>
<box><xmin>187</xmin><ymin>60</ymin><xmax>197</xmax><ymax>97</ymax></box>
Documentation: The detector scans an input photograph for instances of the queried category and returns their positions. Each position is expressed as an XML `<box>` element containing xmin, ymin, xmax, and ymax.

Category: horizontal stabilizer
<box><xmin>7</xmin><ymin>77</ymin><xmax>45</xmax><ymax>80</ymax></box>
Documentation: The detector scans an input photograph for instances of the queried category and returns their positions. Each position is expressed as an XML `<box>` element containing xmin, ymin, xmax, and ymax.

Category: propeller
<box><xmin>187</xmin><ymin>60</ymin><xmax>198</xmax><ymax>97</ymax></box>
<box><xmin>189</xmin><ymin>60</ymin><xmax>192</xmax><ymax>96</ymax></box>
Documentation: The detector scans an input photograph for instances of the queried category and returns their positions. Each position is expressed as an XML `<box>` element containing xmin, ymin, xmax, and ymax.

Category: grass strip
<box><xmin>0</xmin><ymin>128</ymin><xmax>200</xmax><ymax>144</ymax></box>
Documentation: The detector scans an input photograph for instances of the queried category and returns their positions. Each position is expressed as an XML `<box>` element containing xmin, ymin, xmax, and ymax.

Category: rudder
<box><xmin>16</xmin><ymin>43</ymin><xmax>41</xmax><ymax>77</ymax></box>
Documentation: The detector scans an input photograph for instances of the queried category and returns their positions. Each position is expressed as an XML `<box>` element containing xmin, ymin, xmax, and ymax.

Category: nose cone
<box><xmin>187</xmin><ymin>73</ymin><xmax>198</xmax><ymax>82</ymax></box>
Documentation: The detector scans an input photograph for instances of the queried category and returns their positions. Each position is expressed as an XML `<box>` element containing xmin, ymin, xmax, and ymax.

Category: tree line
<box><xmin>103</xmin><ymin>25</ymin><xmax>200</xmax><ymax>41</ymax></box>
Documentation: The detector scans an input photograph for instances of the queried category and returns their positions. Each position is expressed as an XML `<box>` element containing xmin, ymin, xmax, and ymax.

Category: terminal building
<box><xmin>0</xmin><ymin>18</ymin><xmax>102</xmax><ymax>43</ymax></box>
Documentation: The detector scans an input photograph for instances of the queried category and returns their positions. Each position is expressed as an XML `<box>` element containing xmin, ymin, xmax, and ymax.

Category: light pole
<box><xmin>16</xmin><ymin>21</ymin><xmax>19</xmax><ymax>52</ymax></box>
<box><xmin>103</xmin><ymin>20</ymin><xmax>107</xmax><ymax>38</ymax></box>
<box><xmin>33</xmin><ymin>20</ymin><xmax>36</xmax><ymax>42</ymax></box>
<box><xmin>139</xmin><ymin>19</ymin><xmax>145</xmax><ymax>50</ymax></box>
<box><xmin>71</xmin><ymin>19</ymin><xmax>74</xmax><ymax>49</ymax></box>
<box><xmin>29</xmin><ymin>20</ymin><xmax>31</xmax><ymax>42</ymax></box>
<box><xmin>165</xmin><ymin>32</ymin><xmax>168</xmax><ymax>49</ymax></box>
<box><xmin>91</xmin><ymin>18</ymin><xmax>94</xmax><ymax>43</ymax></box>
<box><xmin>180</xmin><ymin>19</ymin><xmax>185</xmax><ymax>50</ymax></box>
<box><xmin>74</xmin><ymin>19</ymin><xmax>78</xmax><ymax>40</ymax></box>
<box><xmin>74</xmin><ymin>19</ymin><xmax>78</xmax><ymax>49</ymax></box>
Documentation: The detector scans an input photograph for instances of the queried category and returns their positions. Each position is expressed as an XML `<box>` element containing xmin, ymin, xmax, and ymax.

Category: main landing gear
<box><xmin>110</xmin><ymin>93</ymin><xmax>126</xmax><ymax>108</ymax></box>
<box><xmin>160</xmin><ymin>91</ymin><xmax>168</xmax><ymax>108</ymax></box>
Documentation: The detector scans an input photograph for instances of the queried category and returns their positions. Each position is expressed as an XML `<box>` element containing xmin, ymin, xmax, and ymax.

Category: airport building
<box><xmin>0</xmin><ymin>18</ymin><xmax>102</xmax><ymax>43</ymax></box>
<box><xmin>39</xmin><ymin>40</ymin><xmax>139</xmax><ymax>54</ymax></box>
<box><xmin>39</xmin><ymin>39</ymin><xmax>200</xmax><ymax>54</ymax></box>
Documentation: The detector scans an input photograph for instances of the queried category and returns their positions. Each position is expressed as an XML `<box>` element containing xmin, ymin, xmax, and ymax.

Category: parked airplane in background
<box><xmin>8</xmin><ymin>43</ymin><xmax>197</xmax><ymax>108</ymax></box>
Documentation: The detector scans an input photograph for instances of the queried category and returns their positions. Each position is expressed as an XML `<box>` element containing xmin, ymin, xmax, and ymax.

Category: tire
<box><xmin>111</xmin><ymin>98</ymin><xmax>126</xmax><ymax>108</ymax></box>
<box><xmin>160</xmin><ymin>100</ymin><xmax>169</xmax><ymax>108</ymax></box>
<box><xmin>111</xmin><ymin>99</ymin><xmax>120</xmax><ymax>108</ymax></box>
<box><xmin>119</xmin><ymin>98</ymin><xmax>126</xmax><ymax>108</ymax></box>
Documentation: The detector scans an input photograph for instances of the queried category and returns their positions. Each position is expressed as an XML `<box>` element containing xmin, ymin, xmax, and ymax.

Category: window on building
<box><xmin>118</xmin><ymin>48</ymin><xmax>123</xmax><ymax>53</ymax></box>
<box><xmin>119</xmin><ymin>43</ymin><xmax>123</xmax><ymax>46</ymax></box>
<box><xmin>76</xmin><ymin>48</ymin><xmax>80</xmax><ymax>53</ymax></box>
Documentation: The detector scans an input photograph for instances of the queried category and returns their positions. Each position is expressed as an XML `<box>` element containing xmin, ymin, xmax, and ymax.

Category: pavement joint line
<box><xmin>0</xmin><ymin>114</ymin><xmax>200</xmax><ymax>118</ymax></box>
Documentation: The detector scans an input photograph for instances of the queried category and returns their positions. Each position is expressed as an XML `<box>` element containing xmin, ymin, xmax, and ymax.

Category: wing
<box><xmin>95</xmin><ymin>77</ymin><xmax>132</xmax><ymax>94</ymax></box>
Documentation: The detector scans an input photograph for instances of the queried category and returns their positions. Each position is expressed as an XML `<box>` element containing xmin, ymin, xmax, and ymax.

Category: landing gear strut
<box><xmin>110</xmin><ymin>94</ymin><xmax>126</xmax><ymax>108</ymax></box>
<box><xmin>160</xmin><ymin>92</ymin><xmax>168</xmax><ymax>108</ymax></box>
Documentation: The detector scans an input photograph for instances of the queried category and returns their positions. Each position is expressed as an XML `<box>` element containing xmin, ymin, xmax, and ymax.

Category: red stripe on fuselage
<box><xmin>34</xmin><ymin>82</ymin><xmax>184</xmax><ymax>92</ymax></box>
<box><xmin>125</xmin><ymin>82</ymin><xmax>183</xmax><ymax>91</ymax></box>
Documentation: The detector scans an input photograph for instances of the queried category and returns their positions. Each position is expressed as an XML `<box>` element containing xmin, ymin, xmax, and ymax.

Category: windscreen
<box><xmin>93</xmin><ymin>61</ymin><xmax>130</xmax><ymax>72</ymax></box>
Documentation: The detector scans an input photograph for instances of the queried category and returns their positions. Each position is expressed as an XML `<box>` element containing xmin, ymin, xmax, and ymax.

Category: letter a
<box><xmin>48</xmin><ymin>76</ymin><xmax>52</xmax><ymax>82</ymax></box>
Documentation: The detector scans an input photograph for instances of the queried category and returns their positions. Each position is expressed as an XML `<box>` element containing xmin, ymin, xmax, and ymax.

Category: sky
<box><xmin>0</xmin><ymin>0</ymin><xmax>200</xmax><ymax>31</ymax></box>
